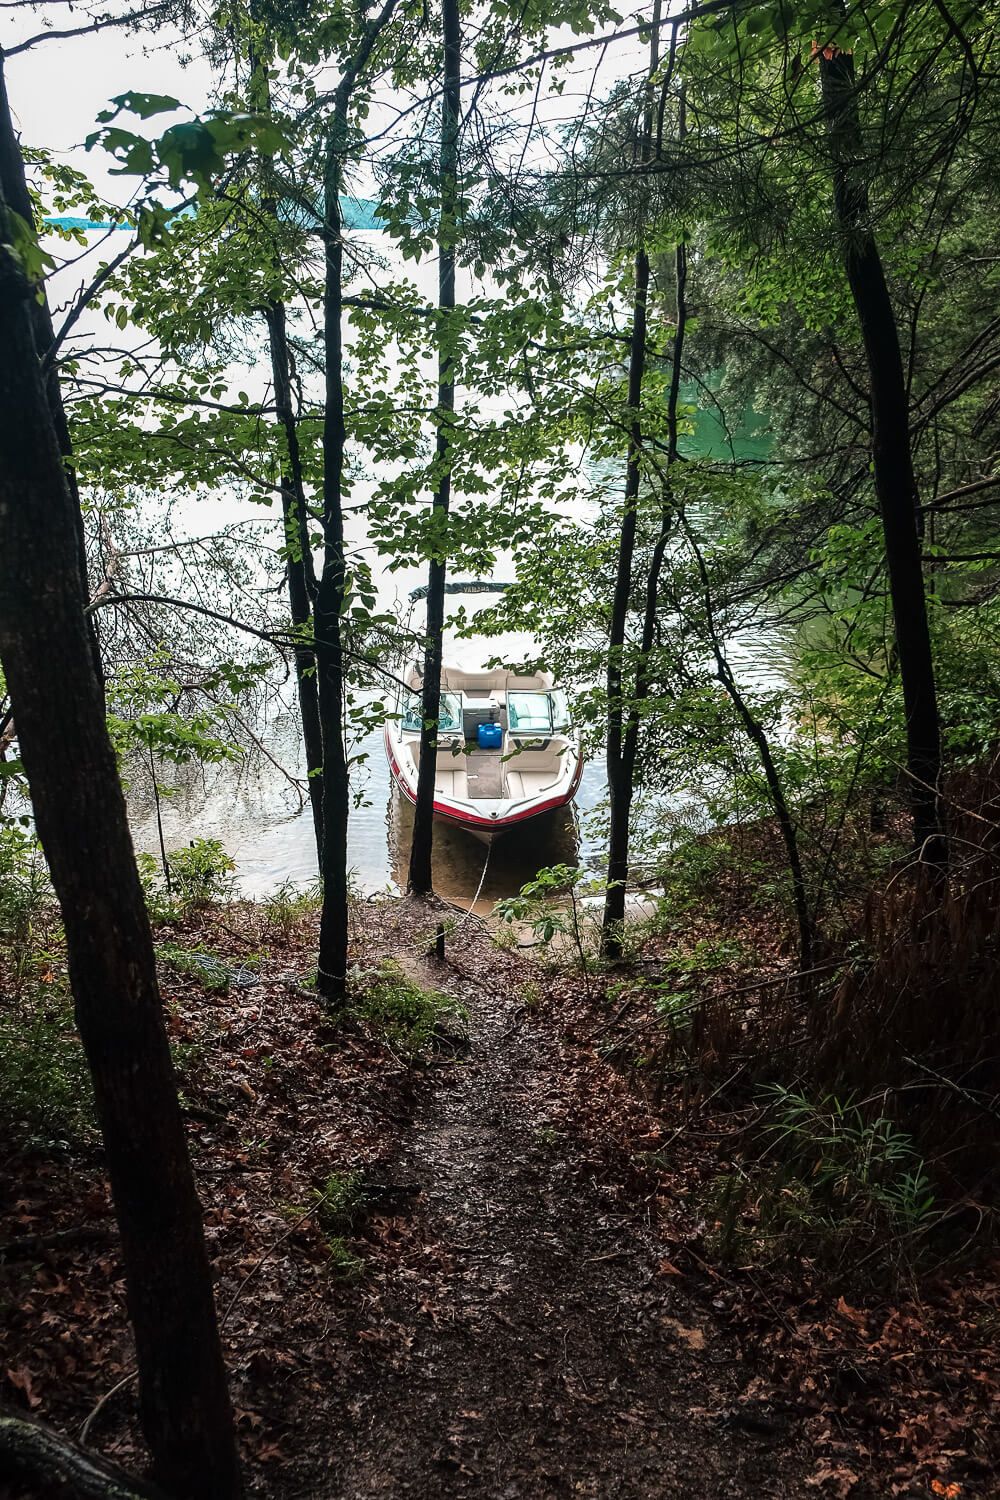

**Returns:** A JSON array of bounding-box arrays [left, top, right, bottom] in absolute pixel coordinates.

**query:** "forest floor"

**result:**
[[0, 893, 995, 1499]]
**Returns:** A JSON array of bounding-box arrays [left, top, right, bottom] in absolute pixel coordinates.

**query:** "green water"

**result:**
[[683, 381, 773, 464]]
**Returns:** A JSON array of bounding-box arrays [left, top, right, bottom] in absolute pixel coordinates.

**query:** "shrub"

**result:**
[[707, 1085, 937, 1274], [0, 825, 50, 946], [137, 839, 235, 919], [760, 1084, 936, 1232], [349, 961, 466, 1060], [166, 838, 235, 907], [0, 988, 95, 1147], [261, 880, 321, 942]]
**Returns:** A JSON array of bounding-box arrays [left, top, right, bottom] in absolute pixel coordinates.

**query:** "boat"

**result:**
[[384, 660, 583, 844]]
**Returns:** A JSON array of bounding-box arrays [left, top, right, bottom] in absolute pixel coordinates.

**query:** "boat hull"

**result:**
[[383, 725, 583, 843]]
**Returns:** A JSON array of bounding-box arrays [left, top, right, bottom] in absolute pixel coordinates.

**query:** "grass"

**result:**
[[705, 1086, 938, 1275], [349, 961, 467, 1061], [260, 880, 322, 942], [156, 942, 233, 993], [281, 1171, 368, 1280], [313, 1172, 367, 1278]]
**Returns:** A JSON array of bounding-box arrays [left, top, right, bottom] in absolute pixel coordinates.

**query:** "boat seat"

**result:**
[[505, 737, 567, 775]]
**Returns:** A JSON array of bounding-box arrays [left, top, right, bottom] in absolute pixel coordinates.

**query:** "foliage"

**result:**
[[157, 942, 233, 994], [0, 988, 95, 1148], [760, 1085, 936, 1232], [281, 1172, 366, 1278], [166, 839, 236, 907], [261, 880, 322, 942], [0, 826, 49, 946], [495, 863, 596, 988], [348, 961, 466, 1061], [708, 1085, 937, 1275]]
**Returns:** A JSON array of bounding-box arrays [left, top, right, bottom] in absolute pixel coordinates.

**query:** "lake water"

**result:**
[[127, 698, 608, 910]]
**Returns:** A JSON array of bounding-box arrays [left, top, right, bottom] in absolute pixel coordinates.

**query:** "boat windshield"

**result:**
[[401, 691, 462, 733], [507, 691, 572, 733]]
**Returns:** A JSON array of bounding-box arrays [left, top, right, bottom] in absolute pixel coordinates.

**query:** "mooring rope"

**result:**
[[453, 839, 493, 928]]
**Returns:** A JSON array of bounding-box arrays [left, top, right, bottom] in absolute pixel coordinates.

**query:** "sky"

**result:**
[[3, 2, 650, 203], [4, 13, 214, 202]]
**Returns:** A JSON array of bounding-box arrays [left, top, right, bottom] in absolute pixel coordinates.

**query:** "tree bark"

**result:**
[[0, 54, 100, 683], [315, 0, 399, 1000], [0, 1412, 167, 1500], [680, 521, 815, 977], [818, 41, 945, 866], [315, 103, 353, 1004], [601, 3, 661, 958], [408, 0, 462, 895], [608, 234, 687, 954], [265, 298, 325, 861], [0, 134, 241, 1500], [248, 39, 324, 863]]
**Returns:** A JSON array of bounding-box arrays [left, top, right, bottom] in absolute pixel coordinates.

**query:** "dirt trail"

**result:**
[[335, 919, 810, 1498]]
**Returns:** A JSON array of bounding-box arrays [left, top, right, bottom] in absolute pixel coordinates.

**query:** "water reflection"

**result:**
[[388, 792, 580, 915], [127, 704, 603, 905]]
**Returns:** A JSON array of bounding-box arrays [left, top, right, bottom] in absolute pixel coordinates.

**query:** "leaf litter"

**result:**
[[0, 893, 992, 1497]]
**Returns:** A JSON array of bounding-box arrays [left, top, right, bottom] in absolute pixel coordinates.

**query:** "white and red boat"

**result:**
[[384, 660, 583, 844]]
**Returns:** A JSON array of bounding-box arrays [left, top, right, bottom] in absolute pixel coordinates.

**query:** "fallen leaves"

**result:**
[[660, 1317, 707, 1350], [806, 1464, 859, 1496], [5, 1364, 41, 1408]]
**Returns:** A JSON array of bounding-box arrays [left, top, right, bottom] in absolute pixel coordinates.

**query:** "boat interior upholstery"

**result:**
[[396, 664, 573, 805]]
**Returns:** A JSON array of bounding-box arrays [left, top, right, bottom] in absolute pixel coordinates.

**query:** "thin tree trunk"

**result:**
[[601, 2, 661, 958], [315, 0, 398, 999], [714, 659, 814, 978], [246, 39, 325, 862], [681, 523, 815, 977], [315, 103, 353, 1004], [407, 0, 461, 896], [609, 233, 687, 950], [265, 299, 325, 860], [818, 40, 945, 866], [0, 136, 240, 1500]]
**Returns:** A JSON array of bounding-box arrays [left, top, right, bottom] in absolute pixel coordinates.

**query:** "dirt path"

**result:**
[[334, 920, 811, 1498]]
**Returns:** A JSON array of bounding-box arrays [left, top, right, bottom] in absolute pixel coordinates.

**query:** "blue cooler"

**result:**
[[477, 722, 502, 750]]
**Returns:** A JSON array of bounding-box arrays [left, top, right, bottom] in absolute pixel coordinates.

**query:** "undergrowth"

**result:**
[[282, 1171, 367, 1279], [707, 1085, 937, 1278], [260, 880, 322, 941], [157, 941, 233, 993], [0, 986, 95, 1147], [138, 837, 235, 920], [349, 961, 466, 1060]]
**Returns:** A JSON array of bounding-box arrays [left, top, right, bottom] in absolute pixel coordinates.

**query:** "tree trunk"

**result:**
[[248, 39, 324, 863], [0, 151, 240, 1500], [264, 299, 324, 861], [315, 107, 353, 1004], [601, 3, 661, 958], [407, 0, 461, 896], [313, 0, 399, 999], [714, 659, 814, 979], [680, 519, 815, 978], [818, 41, 945, 866], [0, 1412, 167, 1500], [610, 235, 687, 951]]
